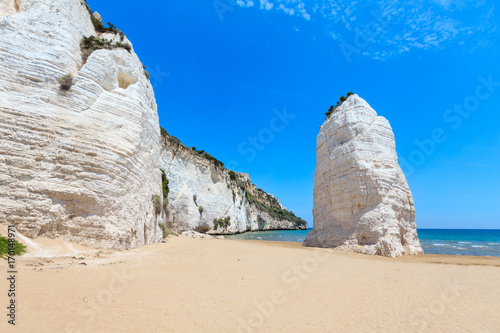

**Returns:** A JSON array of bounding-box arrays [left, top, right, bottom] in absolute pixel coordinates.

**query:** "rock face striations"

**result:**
[[159, 132, 307, 234], [0, 0, 306, 249], [303, 94, 423, 257], [0, 0, 162, 249]]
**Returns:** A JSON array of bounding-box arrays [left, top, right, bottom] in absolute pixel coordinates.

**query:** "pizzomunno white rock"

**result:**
[[303, 94, 423, 257]]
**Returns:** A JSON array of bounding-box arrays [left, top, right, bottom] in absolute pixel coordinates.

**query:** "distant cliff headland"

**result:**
[[160, 129, 307, 235]]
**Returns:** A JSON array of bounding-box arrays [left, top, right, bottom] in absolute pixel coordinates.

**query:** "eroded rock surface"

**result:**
[[0, 0, 306, 249], [0, 0, 162, 249], [160, 133, 307, 234], [303, 95, 423, 257]]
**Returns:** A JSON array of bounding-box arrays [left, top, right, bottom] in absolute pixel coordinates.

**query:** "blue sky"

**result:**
[[88, 0, 500, 229]]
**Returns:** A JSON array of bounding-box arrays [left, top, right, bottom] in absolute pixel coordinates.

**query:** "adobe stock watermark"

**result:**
[[340, 11, 390, 64], [225, 106, 296, 172], [400, 74, 500, 177], [65, 267, 135, 333], [213, 0, 237, 21], [145, 64, 170, 90], [6, 224, 18, 326], [236, 248, 330, 332]]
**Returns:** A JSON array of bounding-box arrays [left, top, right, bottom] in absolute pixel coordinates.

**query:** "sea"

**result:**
[[224, 229, 500, 257]]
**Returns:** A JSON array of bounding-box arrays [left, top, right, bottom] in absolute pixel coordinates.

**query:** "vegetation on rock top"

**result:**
[[84, 0, 125, 38], [82, 1, 131, 64], [160, 126, 226, 169], [244, 190, 306, 227], [190, 147, 224, 168], [159, 127, 307, 228], [325, 92, 354, 119], [80, 35, 131, 63]]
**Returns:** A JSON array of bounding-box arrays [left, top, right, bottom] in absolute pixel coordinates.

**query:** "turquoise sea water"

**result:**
[[225, 229, 500, 257]]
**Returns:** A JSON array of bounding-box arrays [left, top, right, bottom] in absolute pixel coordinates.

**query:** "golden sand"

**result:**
[[1, 229, 499, 332]]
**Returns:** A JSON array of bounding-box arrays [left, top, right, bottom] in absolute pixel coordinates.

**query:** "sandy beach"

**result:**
[[1, 228, 500, 333], [2, 1, 500, 333]]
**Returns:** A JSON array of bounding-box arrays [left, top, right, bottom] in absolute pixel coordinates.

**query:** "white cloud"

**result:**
[[237, 0, 255, 7], [236, 0, 494, 60], [259, 0, 274, 11], [329, 31, 341, 40], [254, 0, 310, 19]]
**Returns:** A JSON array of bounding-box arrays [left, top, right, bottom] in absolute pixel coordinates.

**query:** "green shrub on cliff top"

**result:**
[[160, 128, 183, 147], [243, 190, 307, 227], [188, 147, 224, 168], [202, 153, 224, 168], [80, 35, 131, 63], [84, 0, 124, 37], [325, 92, 355, 119], [83, 0, 93, 15], [90, 16, 110, 33]]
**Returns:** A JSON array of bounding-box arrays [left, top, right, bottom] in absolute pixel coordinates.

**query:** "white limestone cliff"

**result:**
[[0, 0, 305, 249], [0, 0, 162, 249], [303, 94, 423, 257], [0, 0, 19, 20], [159, 133, 307, 234]]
